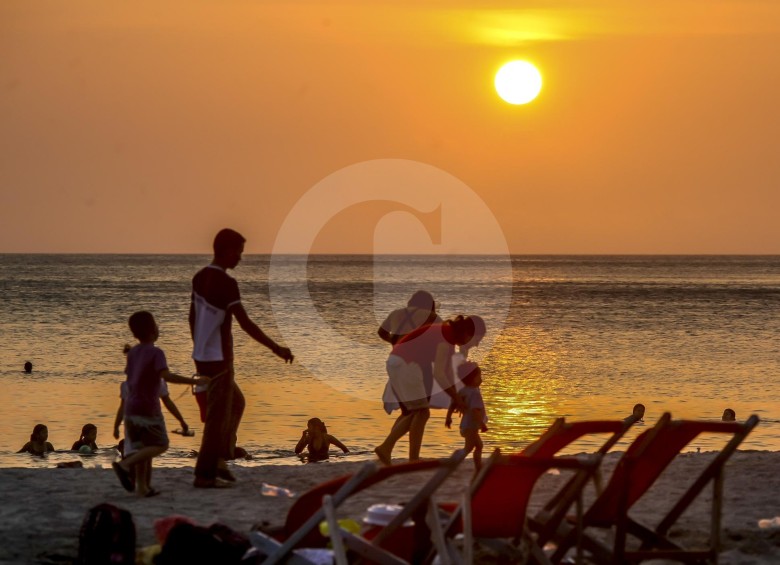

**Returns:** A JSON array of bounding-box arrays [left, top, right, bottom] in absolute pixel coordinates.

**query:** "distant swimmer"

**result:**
[[23, 361, 32, 373], [625, 403, 645, 424], [722, 408, 736, 422], [294, 417, 349, 462], [72, 423, 98, 453], [18, 424, 54, 456]]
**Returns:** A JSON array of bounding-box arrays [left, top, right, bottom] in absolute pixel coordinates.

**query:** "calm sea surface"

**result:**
[[1, 254, 778, 469]]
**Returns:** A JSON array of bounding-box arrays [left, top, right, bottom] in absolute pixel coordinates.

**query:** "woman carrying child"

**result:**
[[375, 315, 476, 464]]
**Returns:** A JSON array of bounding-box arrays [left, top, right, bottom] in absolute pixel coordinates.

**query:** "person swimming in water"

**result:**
[[72, 423, 98, 452], [18, 424, 55, 456], [625, 403, 646, 424], [294, 418, 349, 462]]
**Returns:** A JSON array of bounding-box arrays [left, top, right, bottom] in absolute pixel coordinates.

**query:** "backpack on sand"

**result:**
[[76, 502, 136, 565]]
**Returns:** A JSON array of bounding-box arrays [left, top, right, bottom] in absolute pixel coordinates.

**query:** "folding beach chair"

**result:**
[[322, 449, 468, 565], [251, 450, 467, 564], [420, 417, 633, 564], [523, 416, 637, 513], [549, 413, 760, 564], [250, 461, 380, 565], [428, 450, 602, 565], [522, 417, 635, 459]]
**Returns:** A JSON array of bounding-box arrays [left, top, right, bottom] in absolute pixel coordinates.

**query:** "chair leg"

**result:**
[[323, 494, 349, 565], [529, 541, 553, 565], [462, 491, 473, 564], [427, 501, 459, 565], [710, 470, 723, 562], [574, 487, 583, 565]]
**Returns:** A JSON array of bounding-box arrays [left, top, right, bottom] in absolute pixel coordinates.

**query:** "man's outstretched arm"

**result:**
[[233, 304, 294, 363]]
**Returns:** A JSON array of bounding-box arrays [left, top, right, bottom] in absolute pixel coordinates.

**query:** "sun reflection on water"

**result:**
[[478, 324, 568, 451]]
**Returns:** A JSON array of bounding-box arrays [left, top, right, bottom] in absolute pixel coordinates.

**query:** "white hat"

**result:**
[[363, 504, 414, 527]]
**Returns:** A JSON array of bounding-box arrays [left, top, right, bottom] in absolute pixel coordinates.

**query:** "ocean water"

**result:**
[[0, 254, 778, 469]]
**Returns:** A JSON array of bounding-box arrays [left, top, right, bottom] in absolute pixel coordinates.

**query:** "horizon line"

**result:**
[[3, 252, 780, 257]]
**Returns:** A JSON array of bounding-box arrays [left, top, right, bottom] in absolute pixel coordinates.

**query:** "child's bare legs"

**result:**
[[134, 458, 159, 496], [119, 446, 166, 496], [462, 430, 483, 471]]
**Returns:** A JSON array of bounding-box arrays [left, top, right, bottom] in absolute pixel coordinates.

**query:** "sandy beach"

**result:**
[[0, 450, 778, 564]]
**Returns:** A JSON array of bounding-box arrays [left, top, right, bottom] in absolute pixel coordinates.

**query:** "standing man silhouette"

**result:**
[[190, 228, 294, 488]]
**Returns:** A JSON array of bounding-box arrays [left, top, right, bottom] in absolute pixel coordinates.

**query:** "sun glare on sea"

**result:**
[[495, 60, 542, 105]]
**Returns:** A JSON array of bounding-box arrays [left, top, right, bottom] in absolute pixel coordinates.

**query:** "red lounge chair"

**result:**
[[549, 413, 760, 564], [522, 417, 636, 458], [255, 418, 633, 563], [433, 417, 635, 549], [524, 417, 637, 519], [251, 450, 467, 564], [431, 450, 602, 565]]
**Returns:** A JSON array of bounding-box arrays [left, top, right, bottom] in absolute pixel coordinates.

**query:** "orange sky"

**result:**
[[1, 1, 779, 254]]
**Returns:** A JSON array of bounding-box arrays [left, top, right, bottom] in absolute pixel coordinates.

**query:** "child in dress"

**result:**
[[446, 361, 488, 471], [112, 311, 209, 497], [18, 424, 55, 455], [71, 423, 98, 452], [294, 417, 349, 462]]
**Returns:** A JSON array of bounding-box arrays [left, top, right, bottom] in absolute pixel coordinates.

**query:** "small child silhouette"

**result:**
[[446, 362, 488, 471]]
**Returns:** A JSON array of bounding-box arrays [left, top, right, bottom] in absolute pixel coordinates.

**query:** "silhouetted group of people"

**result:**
[[374, 290, 489, 470], [19, 228, 746, 494], [109, 229, 295, 496], [17, 229, 298, 497]]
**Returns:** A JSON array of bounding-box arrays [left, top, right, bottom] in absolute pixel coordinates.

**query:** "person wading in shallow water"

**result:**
[[190, 228, 294, 489], [18, 424, 54, 455], [294, 417, 349, 462]]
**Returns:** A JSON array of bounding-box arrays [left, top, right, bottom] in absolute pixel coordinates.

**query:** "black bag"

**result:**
[[155, 522, 251, 564], [77, 502, 136, 565]]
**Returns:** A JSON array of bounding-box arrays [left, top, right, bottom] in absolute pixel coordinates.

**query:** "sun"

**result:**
[[495, 60, 542, 105]]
